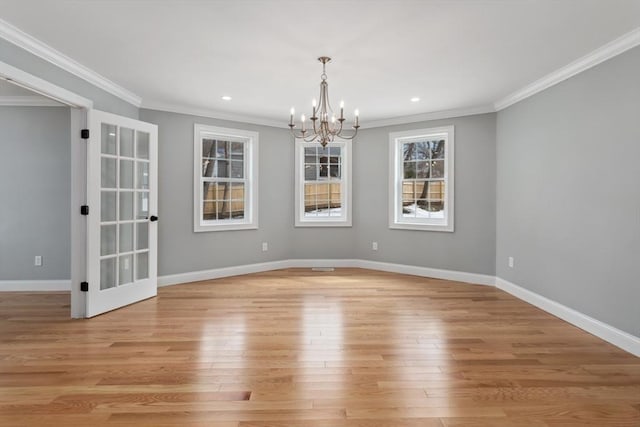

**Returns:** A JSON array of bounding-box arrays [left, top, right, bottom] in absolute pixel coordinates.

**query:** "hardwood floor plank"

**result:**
[[0, 268, 638, 426]]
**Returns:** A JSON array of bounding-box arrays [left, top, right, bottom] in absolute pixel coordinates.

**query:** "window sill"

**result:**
[[389, 222, 454, 232], [194, 222, 258, 233]]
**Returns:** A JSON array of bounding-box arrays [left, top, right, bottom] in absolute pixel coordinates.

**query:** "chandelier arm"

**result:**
[[336, 128, 359, 140]]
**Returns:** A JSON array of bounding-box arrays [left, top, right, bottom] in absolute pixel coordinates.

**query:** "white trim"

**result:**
[[0, 95, 64, 106], [0, 60, 93, 108], [0, 18, 141, 107], [364, 105, 495, 129], [388, 126, 455, 232], [193, 124, 259, 232], [158, 259, 494, 287], [494, 27, 640, 111], [0, 280, 71, 291], [496, 277, 640, 357], [143, 102, 284, 129], [294, 138, 352, 227]]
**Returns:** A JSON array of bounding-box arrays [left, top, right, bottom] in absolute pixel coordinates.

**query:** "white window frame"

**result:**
[[193, 124, 258, 232], [295, 138, 352, 227], [389, 126, 454, 232]]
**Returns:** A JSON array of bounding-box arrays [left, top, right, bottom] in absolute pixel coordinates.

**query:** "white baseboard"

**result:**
[[0, 280, 71, 291], [496, 277, 640, 357], [158, 259, 494, 287], [356, 259, 496, 286]]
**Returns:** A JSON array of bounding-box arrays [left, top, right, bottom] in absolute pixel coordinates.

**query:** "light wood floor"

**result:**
[[0, 268, 638, 426]]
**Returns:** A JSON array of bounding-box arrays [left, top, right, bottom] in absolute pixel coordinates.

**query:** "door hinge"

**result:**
[[80, 205, 89, 215], [81, 129, 90, 139], [80, 282, 89, 292]]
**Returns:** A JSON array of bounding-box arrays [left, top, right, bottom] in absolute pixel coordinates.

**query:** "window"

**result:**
[[194, 124, 258, 232], [389, 126, 454, 231], [295, 138, 352, 227]]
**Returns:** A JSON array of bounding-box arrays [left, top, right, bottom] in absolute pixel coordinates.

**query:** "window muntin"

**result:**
[[295, 139, 351, 226], [389, 127, 454, 231], [194, 125, 258, 232]]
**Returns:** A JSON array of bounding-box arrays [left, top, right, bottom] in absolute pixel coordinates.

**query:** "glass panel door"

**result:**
[[87, 110, 157, 317]]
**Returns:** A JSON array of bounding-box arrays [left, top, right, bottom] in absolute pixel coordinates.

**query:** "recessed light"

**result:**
[[410, 97, 420, 102], [221, 95, 232, 101]]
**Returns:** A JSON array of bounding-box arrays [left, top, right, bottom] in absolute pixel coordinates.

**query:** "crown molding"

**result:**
[[0, 18, 141, 107], [362, 104, 496, 129], [0, 95, 65, 107], [141, 101, 286, 129], [494, 27, 640, 111]]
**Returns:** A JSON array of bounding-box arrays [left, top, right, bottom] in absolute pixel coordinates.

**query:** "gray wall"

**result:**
[[354, 114, 497, 275], [496, 46, 640, 336], [139, 109, 292, 276], [0, 38, 138, 118], [140, 109, 497, 277], [0, 106, 71, 280]]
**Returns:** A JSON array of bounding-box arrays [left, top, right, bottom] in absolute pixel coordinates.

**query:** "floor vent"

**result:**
[[311, 267, 335, 272]]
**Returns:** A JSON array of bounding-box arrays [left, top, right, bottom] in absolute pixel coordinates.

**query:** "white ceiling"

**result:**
[[1, 0, 639, 125]]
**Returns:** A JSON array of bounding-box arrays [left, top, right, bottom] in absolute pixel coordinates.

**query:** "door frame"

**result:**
[[1, 60, 92, 318]]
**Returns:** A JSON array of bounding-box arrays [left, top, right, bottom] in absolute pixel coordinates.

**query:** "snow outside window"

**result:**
[[295, 139, 352, 227], [194, 124, 258, 232], [389, 126, 454, 232]]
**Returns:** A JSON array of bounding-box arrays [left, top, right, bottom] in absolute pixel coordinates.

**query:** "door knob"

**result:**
[[149, 215, 158, 222]]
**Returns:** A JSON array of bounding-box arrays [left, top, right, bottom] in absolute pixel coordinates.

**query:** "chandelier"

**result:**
[[288, 57, 359, 147]]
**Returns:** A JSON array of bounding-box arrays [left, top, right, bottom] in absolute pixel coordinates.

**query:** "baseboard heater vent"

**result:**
[[312, 267, 335, 272]]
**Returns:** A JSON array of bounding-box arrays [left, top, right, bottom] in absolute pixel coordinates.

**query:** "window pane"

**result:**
[[101, 157, 117, 188], [136, 222, 148, 250], [203, 201, 217, 220], [100, 257, 117, 290], [216, 160, 229, 178], [120, 159, 134, 189], [136, 192, 149, 219], [216, 140, 229, 158], [231, 142, 243, 160], [431, 140, 445, 159], [136, 252, 148, 280], [120, 127, 134, 157], [202, 159, 215, 177], [231, 182, 244, 202], [203, 181, 218, 201], [136, 161, 149, 189], [119, 223, 134, 253], [101, 124, 117, 155], [231, 200, 244, 219], [231, 160, 243, 178], [431, 160, 444, 178], [101, 224, 116, 256], [402, 142, 415, 161], [101, 191, 116, 222], [415, 141, 429, 160], [329, 164, 340, 178], [304, 147, 316, 163], [402, 180, 417, 201], [416, 161, 429, 179], [136, 131, 150, 160], [119, 191, 134, 220], [304, 183, 316, 212], [304, 164, 317, 181], [202, 139, 215, 158], [403, 162, 415, 179], [118, 254, 133, 285]]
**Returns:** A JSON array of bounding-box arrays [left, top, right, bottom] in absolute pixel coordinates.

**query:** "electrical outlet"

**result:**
[[262, 242, 268, 252], [34, 255, 42, 266], [372, 242, 378, 251], [508, 256, 514, 268]]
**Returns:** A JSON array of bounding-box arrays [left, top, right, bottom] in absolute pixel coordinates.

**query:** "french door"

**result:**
[[86, 110, 158, 317]]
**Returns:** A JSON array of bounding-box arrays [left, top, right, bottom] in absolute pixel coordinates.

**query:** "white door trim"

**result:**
[[0, 60, 92, 318]]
